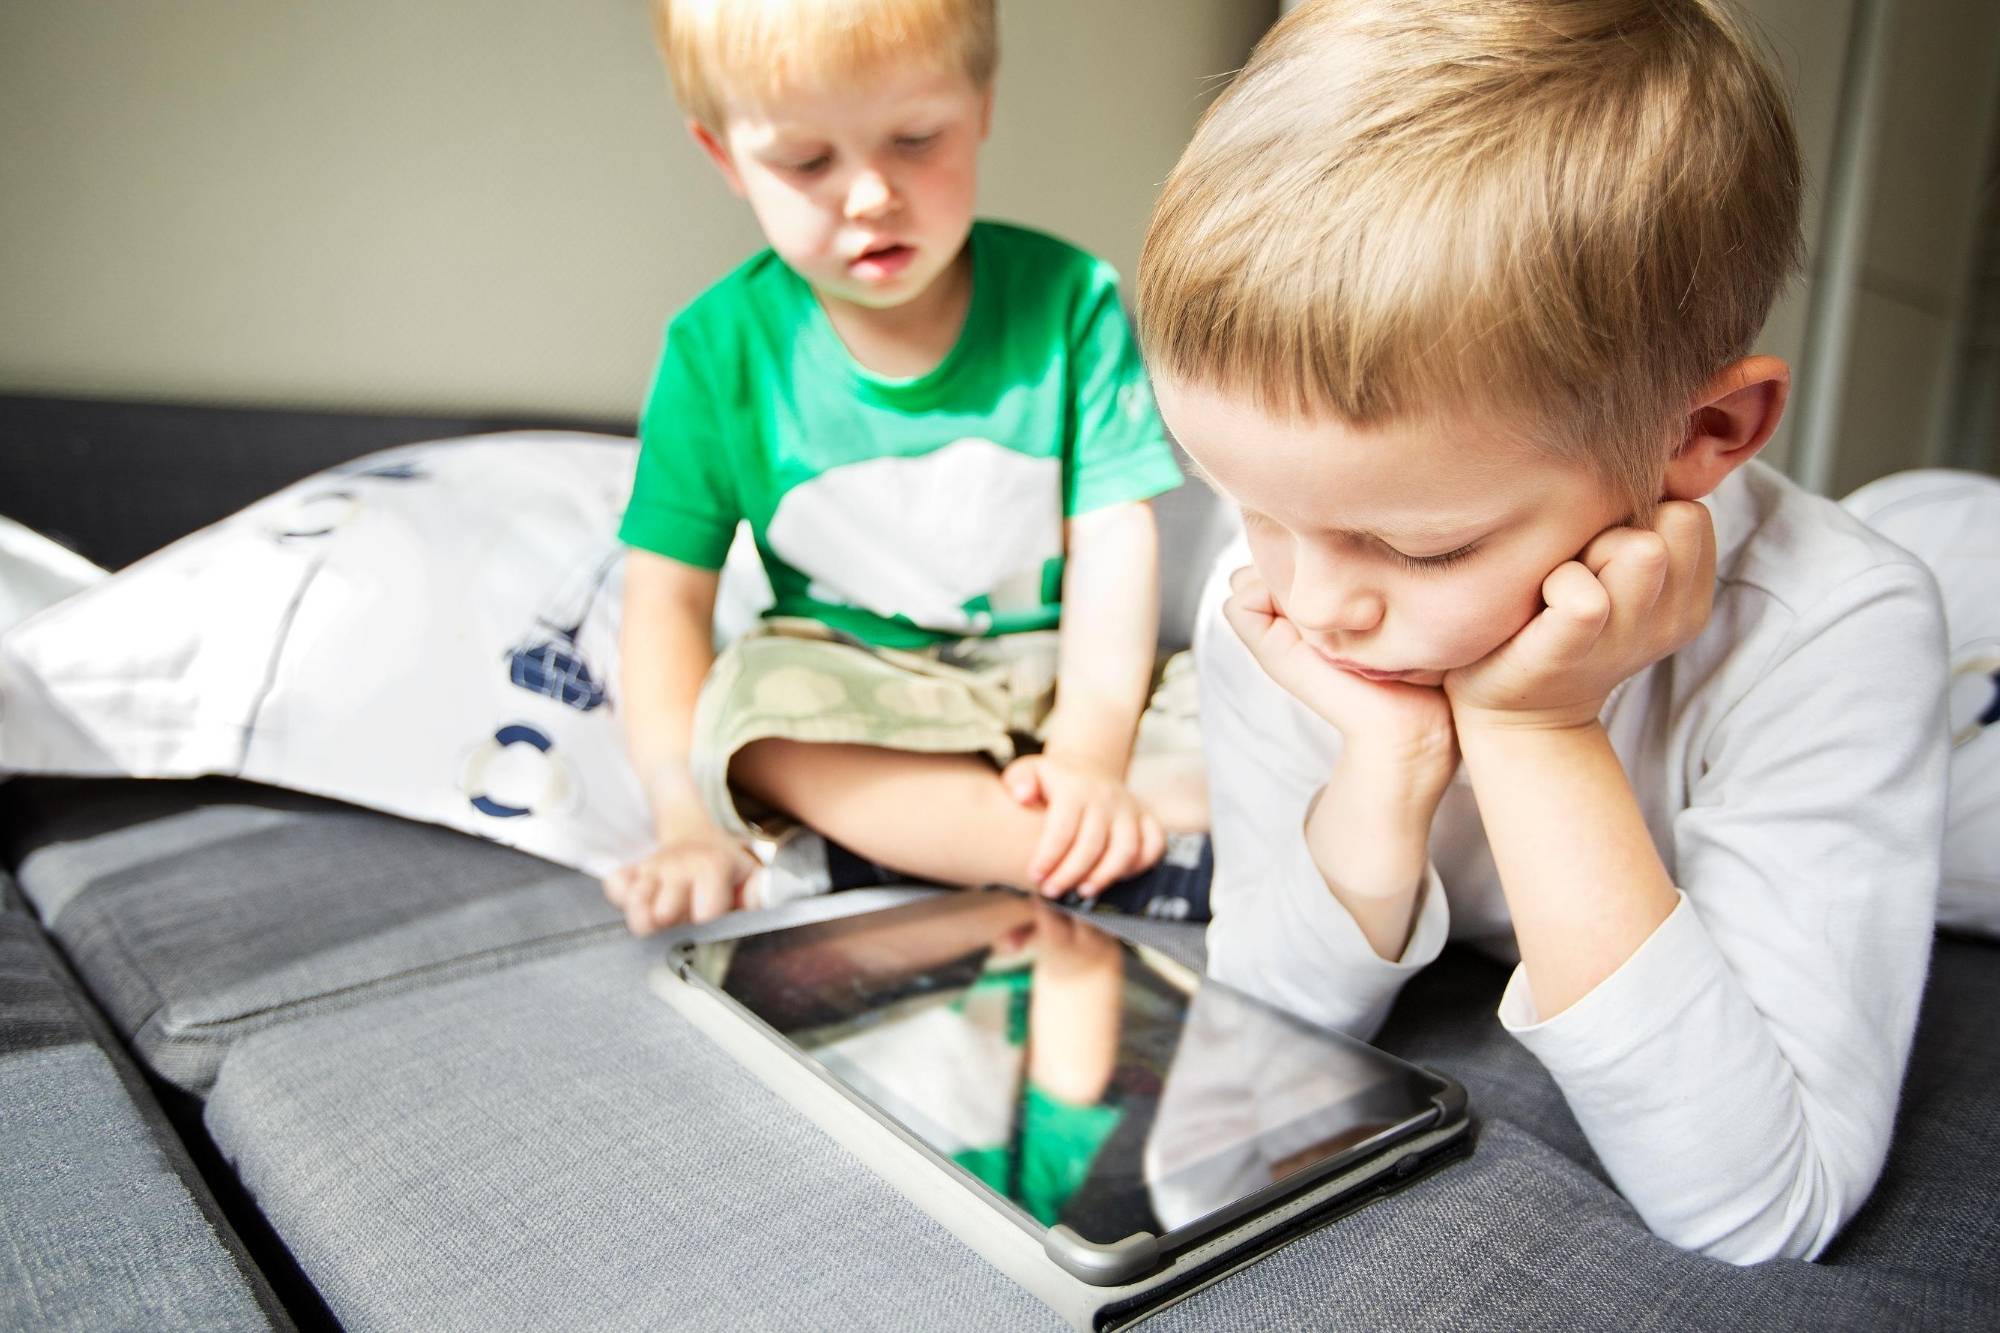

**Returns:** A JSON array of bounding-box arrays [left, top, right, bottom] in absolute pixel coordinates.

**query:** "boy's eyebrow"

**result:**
[[752, 91, 965, 141], [753, 127, 831, 148]]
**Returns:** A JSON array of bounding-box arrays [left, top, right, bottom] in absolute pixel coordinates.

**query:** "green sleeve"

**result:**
[[1063, 269, 1183, 518], [618, 319, 741, 569]]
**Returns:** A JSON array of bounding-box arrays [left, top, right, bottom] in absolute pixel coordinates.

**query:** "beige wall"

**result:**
[[0, 1, 1272, 421], [1734, 0, 1862, 476], [1823, 0, 2000, 495], [10, 0, 1993, 493], [1740, 0, 2000, 492]]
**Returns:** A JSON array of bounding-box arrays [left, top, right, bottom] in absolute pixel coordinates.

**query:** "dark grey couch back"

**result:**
[[0, 394, 628, 571]]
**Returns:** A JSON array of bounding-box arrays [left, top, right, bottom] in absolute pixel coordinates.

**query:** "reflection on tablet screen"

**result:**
[[692, 890, 1445, 1246]]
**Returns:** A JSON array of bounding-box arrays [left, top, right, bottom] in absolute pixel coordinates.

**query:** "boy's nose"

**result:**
[[1284, 543, 1387, 635], [844, 168, 898, 221], [1286, 573, 1385, 636]]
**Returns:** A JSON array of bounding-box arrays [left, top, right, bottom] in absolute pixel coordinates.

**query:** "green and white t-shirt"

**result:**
[[619, 221, 1182, 649]]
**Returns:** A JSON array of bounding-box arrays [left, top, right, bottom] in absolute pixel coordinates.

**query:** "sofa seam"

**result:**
[[143, 920, 627, 1056]]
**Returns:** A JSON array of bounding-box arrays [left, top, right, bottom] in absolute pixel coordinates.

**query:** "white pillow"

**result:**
[[1844, 469, 2000, 937], [0, 432, 770, 879], [0, 515, 104, 634]]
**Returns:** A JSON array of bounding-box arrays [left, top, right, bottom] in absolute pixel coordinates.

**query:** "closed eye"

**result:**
[[1242, 508, 1479, 572], [895, 131, 941, 153], [1387, 542, 1479, 572], [786, 153, 832, 176]]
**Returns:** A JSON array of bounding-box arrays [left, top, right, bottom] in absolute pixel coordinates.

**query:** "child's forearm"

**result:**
[[1028, 948, 1123, 1105], [1044, 502, 1159, 773], [1304, 750, 1451, 961], [1455, 719, 1678, 1018], [619, 552, 725, 839]]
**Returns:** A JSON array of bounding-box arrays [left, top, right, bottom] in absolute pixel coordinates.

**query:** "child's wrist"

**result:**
[[1304, 780, 1436, 931], [1451, 703, 1607, 741], [650, 789, 725, 844], [1444, 668, 1619, 737], [1039, 715, 1139, 779], [1338, 731, 1459, 805], [1318, 751, 1451, 846], [1036, 744, 1128, 783], [1451, 715, 1612, 796]]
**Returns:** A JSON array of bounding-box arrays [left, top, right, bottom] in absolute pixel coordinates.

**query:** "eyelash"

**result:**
[[1243, 512, 1479, 573], [786, 131, 937, 176], [1387, 543, 1480, 572]]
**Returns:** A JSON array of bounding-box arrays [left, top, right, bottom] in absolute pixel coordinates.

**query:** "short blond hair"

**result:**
[[656, 0, 998, 131], [1138, 0, 1802, 516]]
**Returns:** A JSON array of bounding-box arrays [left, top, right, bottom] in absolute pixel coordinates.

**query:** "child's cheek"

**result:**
[[1418, 574, 1541, 668], [750, 180, 839, 265], [918, 167, 978, 241]]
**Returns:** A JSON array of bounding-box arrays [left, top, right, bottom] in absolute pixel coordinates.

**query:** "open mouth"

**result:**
[[848, 242, 915, 278]]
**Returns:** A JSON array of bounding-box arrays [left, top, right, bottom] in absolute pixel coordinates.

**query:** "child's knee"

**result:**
[[727, 736, 805, 803]]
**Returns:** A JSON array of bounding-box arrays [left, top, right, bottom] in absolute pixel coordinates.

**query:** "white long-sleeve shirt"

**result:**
[[1194, 461, 1950, 1264]]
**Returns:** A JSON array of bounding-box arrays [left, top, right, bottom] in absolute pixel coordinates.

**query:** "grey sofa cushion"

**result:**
[[2, 778, 620, 1093], [1817, 931, 2000, 1282], [203, 921, 2000, 1331], [206, 932, 1060, 1332], [1161, 1117, 1992, 1331], [18, 779, 2000, 1327], [1, 878, 285, 1331], [1375, 940, 2000, 1296]]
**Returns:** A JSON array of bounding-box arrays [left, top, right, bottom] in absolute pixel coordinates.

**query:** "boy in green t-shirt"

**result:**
[[605, 0, 1207, 935]]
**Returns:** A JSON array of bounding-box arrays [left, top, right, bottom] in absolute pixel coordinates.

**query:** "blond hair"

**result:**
[[1138, 0, 1803, 516], [656, 0, 998, 131]]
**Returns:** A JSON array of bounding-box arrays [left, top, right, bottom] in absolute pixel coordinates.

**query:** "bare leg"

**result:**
[[731, 740, 1043, 890]]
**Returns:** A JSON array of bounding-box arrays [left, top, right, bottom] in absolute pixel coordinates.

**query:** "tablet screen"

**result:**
[[688, 890, 1447, 1247]]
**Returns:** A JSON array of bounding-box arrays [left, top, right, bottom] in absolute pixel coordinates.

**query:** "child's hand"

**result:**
[[1002, 753, 1166, 898], [1222, 566, 1459, 787], [601, 831, 761, 937], [1444, 500, 1716, 733]]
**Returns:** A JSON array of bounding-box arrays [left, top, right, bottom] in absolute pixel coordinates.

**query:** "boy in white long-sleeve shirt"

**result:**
[[1133, 0, 1951, 1264]]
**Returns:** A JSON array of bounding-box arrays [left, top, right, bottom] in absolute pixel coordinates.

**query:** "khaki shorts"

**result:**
[[691, 617, 1200, 839]]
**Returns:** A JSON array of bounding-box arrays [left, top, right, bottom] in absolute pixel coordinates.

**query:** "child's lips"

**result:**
[[1342, 664, 1417, 683], [1315, 648, 1416, 682], [848, 242, 915, 280]]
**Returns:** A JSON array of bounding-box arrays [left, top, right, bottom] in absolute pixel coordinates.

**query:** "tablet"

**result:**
[[652, 889, 1468, 1330]]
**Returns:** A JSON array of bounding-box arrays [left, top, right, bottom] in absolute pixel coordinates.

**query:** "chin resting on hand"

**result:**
[[1221, 565, 1459, 791]]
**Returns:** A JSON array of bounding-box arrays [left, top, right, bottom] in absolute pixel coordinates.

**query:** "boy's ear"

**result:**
[[977, 84, 996, 139], [1662, 355, 1790, 502], [687, 118, 746, 197]]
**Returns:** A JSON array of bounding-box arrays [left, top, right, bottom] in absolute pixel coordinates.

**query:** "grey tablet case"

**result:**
[[650, 892, 1470, 1331]]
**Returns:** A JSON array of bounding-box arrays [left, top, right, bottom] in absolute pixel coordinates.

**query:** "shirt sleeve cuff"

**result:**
[[1499, 890, 1723, 1063], [1320, 854, 1449, 971], [1067, 443, 1184, 516], [616, 503, 734, 570], [1207, 834, 1452, 1038]]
